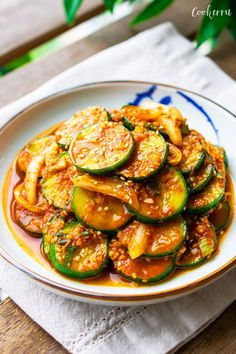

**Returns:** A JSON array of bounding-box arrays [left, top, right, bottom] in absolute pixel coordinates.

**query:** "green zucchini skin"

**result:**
[[186, 174, 225, 214], [176, 221, 217, 268], [117, 131, 168, 182], [42, 169, 75, 210], [177, 131, 205, 174], [49, 241, 108, 279], [45, 220, 109, 279], [127, 166, 188, 223], [209, 200, 231, 233], [71, 186, 132, 233], [223, 149, 229, 170], [109, 238, 175, 283], [69, 122, 135, 175], [55, 107, 111, 149], [42, 216, 65, 258], [122, 117, 135, 131], [117, 217, 187, 258], [186, 154, 214, 194], [143, 217, 187, 258]]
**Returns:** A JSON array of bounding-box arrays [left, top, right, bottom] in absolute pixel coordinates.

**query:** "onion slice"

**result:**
[[72, 175, 139, 210]]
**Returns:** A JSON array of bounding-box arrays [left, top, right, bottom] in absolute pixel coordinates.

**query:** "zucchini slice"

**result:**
[[127, 166, 188, 223], [69, 121, 134, 175], [43, 218, 108, 278], [117, 217, 187, 258], [55, 106, 110, 149], [109, 238, 175, 283], [207, 144, 227, 178], [42, 165, 78, 210], [186, 154, 214, 194], [167, 143, 182, 166], [71, 186, 132, 232], [42, 216, 65, 258], [209, 200, 231, 232], [15, 202, 55, 235], [49, 222, 108, 279], [177, 130, 204, 174], [176, 218, 217, 268], [117, 130, 168, 182], [17, 136, 55, 173], [186, 174, 225, 214]]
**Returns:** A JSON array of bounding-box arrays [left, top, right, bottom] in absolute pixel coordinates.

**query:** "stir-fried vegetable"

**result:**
[[177, 218, 217, 268], [11, 99, 232, 285], [72, 174, 139, 209], [69, 121, 134, 175], [127, 166, 188, 223], [117, 129, 168, 181], [55, 106, 110, 149], [71, 186, 131, 232], [17, 136, 56, 173]]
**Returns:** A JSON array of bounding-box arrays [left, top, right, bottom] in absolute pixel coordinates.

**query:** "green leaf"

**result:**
[[197, 0, 231, 47], [64, 0, 84, 25], [64, 245, 77, 266], [228, 0, 236, 40], [103, 0, 119, 12], [131, 0, 174, 26]]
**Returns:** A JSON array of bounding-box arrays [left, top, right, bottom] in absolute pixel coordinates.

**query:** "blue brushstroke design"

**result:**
[[128, 84, 157, 106], [177, 90, 220, 144], [159, 95, 172, 105]]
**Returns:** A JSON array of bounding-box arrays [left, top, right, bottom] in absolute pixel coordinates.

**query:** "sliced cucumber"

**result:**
[[42, 165, 77, 210], [186, 174, 225, 214], [167, 143, 182, 166], [69, 121, 134, 175], [209, 200, 231, 232], [223, 149, 229, 170], [208, 144, 227, 178], [71, 186, 132, 232], [17, 136, 55, 173], [117, 130, 168, 182], [186, 154, 214, 194], [55, 106, 110, 149], [177, 130, 204, 174], [176, 218, 217, 268], [109, 238, 175, 283], [127, 166, 188, 223], [117, 217, 186, 258], [42, 216, 65, 258], [15, 202, 54, 235], [49, 221, 108, 279]]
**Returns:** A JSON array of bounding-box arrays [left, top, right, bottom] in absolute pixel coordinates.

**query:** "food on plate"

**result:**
[[10, 101, 232, 284]]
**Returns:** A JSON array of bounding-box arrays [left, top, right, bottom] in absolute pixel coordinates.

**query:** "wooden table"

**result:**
[[0, 1, 236, 352]]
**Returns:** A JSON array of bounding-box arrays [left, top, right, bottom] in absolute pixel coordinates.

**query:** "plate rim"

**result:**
[[1, 79, 236, 303]]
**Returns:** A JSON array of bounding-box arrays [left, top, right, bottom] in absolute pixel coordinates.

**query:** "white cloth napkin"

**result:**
[[1, 22, 236, 354]]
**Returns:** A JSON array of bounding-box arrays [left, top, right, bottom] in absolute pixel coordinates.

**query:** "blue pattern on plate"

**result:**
[[128, 84, 219, 144], [159, 96, 172, 105], [128, 84, 157, 105], [177, 90, 220, 144]]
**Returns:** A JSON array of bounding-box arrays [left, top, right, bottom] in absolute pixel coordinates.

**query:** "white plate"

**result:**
[[0, 81, 235, 305]]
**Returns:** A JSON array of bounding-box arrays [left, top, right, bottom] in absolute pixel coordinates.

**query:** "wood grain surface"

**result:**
[[0, 0, 210, 108], [0, 0, 105, 65], [1, 297, 236, 354]]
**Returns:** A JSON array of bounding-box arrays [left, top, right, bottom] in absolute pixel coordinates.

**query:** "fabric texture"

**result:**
[[0, 22, 236, 354]]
